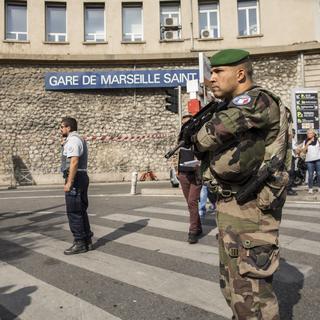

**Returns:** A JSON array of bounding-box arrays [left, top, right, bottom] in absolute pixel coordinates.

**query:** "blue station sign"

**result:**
[[45, 69, 199, 90]]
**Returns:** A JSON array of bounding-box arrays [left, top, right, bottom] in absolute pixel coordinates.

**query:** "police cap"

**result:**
[[210, 49, 250, 67]]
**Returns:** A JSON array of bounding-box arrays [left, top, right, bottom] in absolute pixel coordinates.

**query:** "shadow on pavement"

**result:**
[[0, 204, 65, 222], [0, 285, 37, 320], [94, 219, 149, 250], [274, 258, 304, 320]]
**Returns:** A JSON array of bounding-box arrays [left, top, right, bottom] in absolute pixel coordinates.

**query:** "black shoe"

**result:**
[[64, 240, 88, 255], [188, 233, 198, 244], [196, 229, 203, 236], [287, 189, 298, 196], [86, 238, 94, 251]]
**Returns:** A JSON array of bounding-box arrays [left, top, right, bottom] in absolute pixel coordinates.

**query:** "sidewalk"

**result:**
[[141, 183, 320, 202], [1, 181, 320, 202]]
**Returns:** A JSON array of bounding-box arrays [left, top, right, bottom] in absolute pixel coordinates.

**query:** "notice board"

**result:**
[[292, 89, 320, 134]]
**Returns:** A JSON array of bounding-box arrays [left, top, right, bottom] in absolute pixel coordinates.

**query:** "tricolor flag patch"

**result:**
[[232, 95, 251, 106]]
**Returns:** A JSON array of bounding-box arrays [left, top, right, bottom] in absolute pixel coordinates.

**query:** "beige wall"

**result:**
[[0, 0, 320, 60]]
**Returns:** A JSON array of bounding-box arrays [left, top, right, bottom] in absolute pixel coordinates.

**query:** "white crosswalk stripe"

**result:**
[[61, 223, 220, 265], [0, 262, 121, 320], [60, 223, 312, 281], [102, 213, 217, 235], [0, 198, 319, 319], [0, 231, 232, 318], [150, 203, 320, 218]]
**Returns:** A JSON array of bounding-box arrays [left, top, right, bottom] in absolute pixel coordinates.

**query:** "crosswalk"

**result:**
[[0, 199, 319, 319]]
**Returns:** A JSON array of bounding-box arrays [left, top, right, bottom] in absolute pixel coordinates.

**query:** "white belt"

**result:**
[[77, 169, 87, 172]]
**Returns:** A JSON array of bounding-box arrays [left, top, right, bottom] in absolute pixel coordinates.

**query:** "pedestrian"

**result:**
[[177, 114, 202, 244], [287, 128, 298, 195], [193, 49, 291, 319], [301, 128, 320, 194], [60, 117, 93, 255], [198, 184, 216, 216]]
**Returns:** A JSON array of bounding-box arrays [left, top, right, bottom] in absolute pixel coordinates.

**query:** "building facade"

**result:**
[[1, 0, 320, 185]]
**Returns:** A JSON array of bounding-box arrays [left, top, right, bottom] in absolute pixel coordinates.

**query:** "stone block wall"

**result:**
[[0, 54, 303, 185]]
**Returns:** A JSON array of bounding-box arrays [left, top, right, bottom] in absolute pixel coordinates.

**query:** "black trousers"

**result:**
[[65, 172, 92, 241]]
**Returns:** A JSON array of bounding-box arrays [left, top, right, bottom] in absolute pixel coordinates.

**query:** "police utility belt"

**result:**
[[63, 168, 87, 178]]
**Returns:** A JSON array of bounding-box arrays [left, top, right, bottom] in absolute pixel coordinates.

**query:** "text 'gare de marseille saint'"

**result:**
[[46, 70, 199, 89]]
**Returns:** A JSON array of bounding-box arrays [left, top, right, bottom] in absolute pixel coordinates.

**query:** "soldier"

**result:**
[[193, 49, 291, 319], [60, 117, 93, 255]]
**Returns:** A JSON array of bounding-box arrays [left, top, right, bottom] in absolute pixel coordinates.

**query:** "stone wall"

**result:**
[[0, 54, 303, 185]]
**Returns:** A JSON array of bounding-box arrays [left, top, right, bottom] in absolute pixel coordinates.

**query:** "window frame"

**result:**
[[122, 2, 143, 42], [198, 1, 220, 39], [237, 0, 260, 37], [45, 2, 67, 43], [84, 3, 106, 43], [5, 0, 28, 41], [159, 1, 181, 40]]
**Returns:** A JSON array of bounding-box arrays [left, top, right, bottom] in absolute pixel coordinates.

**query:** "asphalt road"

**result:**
[[0, 182, 319, 320]]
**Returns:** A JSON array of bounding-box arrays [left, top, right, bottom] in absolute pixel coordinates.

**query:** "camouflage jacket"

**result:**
[[196, 87, 292, 186]]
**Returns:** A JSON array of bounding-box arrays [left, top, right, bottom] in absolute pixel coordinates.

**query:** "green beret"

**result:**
[[210, 49, 250, 67]]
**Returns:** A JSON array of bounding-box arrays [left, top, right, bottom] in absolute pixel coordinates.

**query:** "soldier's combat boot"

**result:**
[[64, 240, 88, 255]]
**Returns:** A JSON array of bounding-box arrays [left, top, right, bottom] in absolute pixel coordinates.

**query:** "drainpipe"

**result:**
[[300, 53, 305, 87], [190, 0, 194, 51]]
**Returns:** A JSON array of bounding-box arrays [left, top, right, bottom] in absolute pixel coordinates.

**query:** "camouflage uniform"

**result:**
[[196, 87, 292, 320]]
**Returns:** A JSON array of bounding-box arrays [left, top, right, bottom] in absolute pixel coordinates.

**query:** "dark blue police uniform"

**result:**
[[62, 132, 93, 253]]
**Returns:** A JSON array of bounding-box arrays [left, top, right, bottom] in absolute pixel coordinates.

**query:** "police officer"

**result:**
[[193, 49, 291, 319], [60, 117, 93, 255]]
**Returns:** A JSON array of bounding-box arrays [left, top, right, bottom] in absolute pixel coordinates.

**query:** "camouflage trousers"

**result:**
[[216, 197, 281, 320]]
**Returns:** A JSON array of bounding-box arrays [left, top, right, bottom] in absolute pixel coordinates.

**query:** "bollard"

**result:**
[[130, 171, 138, 195]]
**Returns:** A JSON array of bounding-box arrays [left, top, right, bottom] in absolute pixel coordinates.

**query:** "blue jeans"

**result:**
[[199, 185, 216, 215], [199, 185, 208, 215], [306, 160, 320, 189]]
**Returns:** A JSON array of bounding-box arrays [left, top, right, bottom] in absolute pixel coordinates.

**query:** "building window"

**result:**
[[198, 1, 220, 39], [84, 3, 105, 42], [160, 1, 181, 41], [5, 1, 27, 41], [237, 0, 259, 36], [46, 2, 67, 42], [122, 3, 143, 42]]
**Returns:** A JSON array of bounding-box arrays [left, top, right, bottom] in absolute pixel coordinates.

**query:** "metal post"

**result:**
[[178, 85, 182, 129], [130, 171, 138, 195], [300, 53, 305, 87]]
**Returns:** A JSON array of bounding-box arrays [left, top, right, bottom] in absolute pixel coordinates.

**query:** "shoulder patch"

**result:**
[[232, 95, 251, 106], [67, 145, 75, 153]]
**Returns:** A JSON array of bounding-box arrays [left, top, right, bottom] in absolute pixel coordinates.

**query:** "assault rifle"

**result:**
[[235, 156, 283, 205], [164, 100, 226, 159]]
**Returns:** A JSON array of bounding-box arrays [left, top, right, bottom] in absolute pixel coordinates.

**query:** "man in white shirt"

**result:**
[[60, 117, 93, 255]]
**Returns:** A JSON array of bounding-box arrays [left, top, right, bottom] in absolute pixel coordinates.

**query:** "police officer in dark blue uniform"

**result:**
[[60, 117, 93, 255]]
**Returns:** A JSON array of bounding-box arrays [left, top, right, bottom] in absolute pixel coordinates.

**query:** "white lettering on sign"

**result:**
[[49, 75, 79, 86], [82, 75, 97, 85], [100, 73, 162, 85], [163, 72, 197, 84], [46, 70, 199, 90]]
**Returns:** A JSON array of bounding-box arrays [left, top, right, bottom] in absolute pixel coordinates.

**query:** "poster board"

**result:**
[[291, 89, 320, 135]]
